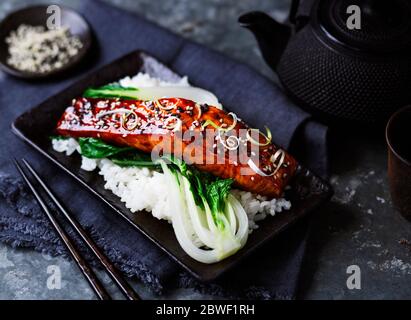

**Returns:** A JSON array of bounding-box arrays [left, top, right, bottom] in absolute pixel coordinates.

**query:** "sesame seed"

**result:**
[[5, 25, 83, 73]]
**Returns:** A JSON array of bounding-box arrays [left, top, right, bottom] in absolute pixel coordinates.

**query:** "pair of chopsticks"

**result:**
[[14, 158, 141, 300]]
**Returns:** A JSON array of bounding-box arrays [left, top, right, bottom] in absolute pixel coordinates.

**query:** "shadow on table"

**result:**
[[296, 123, 389, 299]]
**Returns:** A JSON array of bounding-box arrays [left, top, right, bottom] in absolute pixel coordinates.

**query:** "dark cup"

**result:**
[[386, 105, 411, 221]]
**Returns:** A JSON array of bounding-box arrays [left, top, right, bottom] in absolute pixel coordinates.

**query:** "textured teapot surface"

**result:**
[[241, 0, 411, 124]]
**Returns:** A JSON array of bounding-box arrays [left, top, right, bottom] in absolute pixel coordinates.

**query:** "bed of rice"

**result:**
[[52, 73, 291, 232]]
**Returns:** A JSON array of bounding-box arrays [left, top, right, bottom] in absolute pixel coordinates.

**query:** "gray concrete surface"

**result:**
[[1, 0, 410, 300]]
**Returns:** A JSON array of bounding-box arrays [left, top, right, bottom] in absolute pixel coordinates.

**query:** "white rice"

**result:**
[[119, 73, 190, 88], [52, 73, 291, 232]]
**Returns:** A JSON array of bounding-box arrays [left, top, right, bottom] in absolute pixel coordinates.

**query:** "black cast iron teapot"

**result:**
[[239, 0, 411, 123]]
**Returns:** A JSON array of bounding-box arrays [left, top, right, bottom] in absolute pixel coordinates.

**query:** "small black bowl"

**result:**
[[0, 5, 92, 80]]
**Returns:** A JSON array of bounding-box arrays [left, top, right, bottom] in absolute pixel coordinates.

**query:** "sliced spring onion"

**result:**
[[164, 116, 182, 132], [247, 148, 286, 177], [122, 111, 139, 131], [270, 149, 286, 175], [195, 103, 202, 120], [154, 99, 177, 110], [217, 132, 240, 151], [246, 126, 272, 147], [201, 112, 238, 132], [247, 158, 275, 177], [96, 108, 132, 119]]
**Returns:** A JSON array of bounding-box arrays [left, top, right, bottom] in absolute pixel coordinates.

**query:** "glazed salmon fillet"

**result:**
[[56, 97, 298, 198]]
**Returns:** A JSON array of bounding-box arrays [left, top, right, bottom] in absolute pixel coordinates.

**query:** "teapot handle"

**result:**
[[289, 0, 316, 29]]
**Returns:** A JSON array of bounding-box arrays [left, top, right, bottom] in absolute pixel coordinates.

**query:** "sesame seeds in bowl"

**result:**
[[0, 5, 92, 79], [6, 24, 84, 74]]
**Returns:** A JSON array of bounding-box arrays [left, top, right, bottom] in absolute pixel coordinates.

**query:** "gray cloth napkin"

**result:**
[[0, 0, 328, 299]]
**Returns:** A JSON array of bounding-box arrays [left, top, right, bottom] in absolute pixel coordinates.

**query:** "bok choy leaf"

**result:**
[[157, 156, 248, 263], [83, 84, 221, 107], [83, 85, 140, 100], [78, 137, 132, 159], [77, 138, 159, 168], [53, 135, 249, 264]]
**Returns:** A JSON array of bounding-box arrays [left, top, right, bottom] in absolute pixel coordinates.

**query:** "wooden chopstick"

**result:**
[[20, 159, 141, 301], [13, 159, 111, 300]]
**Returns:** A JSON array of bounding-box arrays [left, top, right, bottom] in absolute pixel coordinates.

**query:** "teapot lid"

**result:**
[[317, 0, 411, 53]]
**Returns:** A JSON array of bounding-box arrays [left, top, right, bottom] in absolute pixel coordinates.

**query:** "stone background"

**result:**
[[0, 0, 410, 300]]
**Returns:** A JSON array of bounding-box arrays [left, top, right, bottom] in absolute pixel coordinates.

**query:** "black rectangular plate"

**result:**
[[12, 50, 333, 282]]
